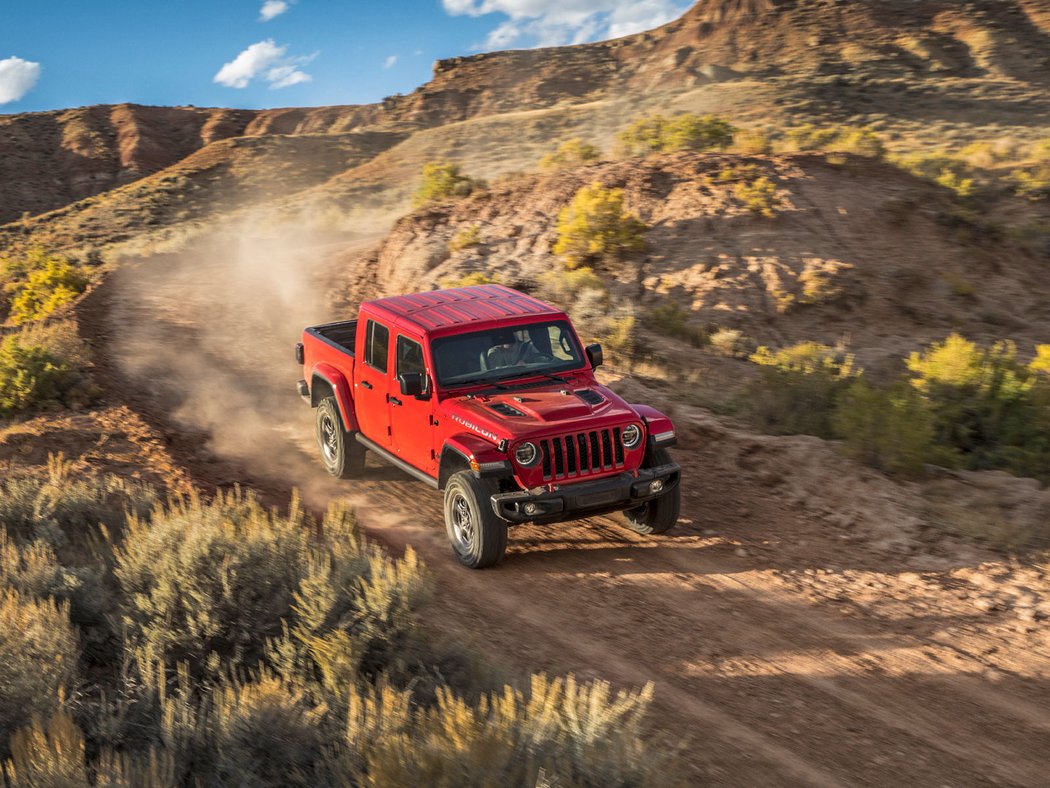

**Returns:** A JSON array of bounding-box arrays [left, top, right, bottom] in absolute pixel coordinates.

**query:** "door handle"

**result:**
[[360, 380, 373, 390], [389, 396, 402, 406]]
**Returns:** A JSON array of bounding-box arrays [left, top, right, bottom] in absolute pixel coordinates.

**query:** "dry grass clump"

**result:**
[[0, 471, 671, 783], [540, 138, 602, 171], [0, 591, 77, 751], [617, 113, 735, 156]]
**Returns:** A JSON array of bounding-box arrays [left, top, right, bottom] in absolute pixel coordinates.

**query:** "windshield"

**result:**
[[432, 320, 585, 388]]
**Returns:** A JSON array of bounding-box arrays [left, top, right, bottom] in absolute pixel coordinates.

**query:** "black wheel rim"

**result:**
[[448, 490, 476, 555]]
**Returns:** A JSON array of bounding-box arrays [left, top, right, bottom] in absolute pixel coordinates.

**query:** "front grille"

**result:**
[[538, 427, 626, 481]]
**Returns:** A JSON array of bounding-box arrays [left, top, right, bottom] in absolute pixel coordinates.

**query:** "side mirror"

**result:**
[[399, 372, 427, 397], [585, 343, 604, 369]]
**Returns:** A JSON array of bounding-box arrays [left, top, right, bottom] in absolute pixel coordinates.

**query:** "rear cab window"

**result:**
[[364, 319, 390, 373]]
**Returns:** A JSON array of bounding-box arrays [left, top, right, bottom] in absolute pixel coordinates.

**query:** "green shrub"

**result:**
[[413, 161, 483, 207], [784, 125, 885, 159], [617, 114, 735, 156], [715, 163, 762, 183], [905, 334, 1050, 478], [645, 302, 706, 346], [1011, 162, 1050, 200], [0, 323, 94, 420], [539, 138, 601, 170], [447, 225, 482, 253], [832, 379, 935, 475], [892, 152, 977, 197], [734, 176, 782, 217], [553, 183, 647, 269], [2, 250, 88, 326], [0, 591, 78, 750], [748, 343, 858, 437]]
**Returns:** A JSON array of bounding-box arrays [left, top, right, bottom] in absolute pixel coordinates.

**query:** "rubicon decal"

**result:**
[[449, 413, 501, 444]]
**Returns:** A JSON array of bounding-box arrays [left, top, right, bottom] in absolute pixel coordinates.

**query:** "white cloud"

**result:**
[[0, 56, 41, 105], [383, 55, 398, 69], [442, 0, 686, 49], [259, 0, 289, 21], [213, 40, 314, 89]]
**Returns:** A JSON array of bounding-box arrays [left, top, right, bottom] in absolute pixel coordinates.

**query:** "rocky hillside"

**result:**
[[2, 0, 1048, 235], [353, 152, 1050, 370]]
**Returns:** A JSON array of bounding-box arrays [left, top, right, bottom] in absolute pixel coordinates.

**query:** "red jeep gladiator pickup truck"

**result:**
[[296, 284, 680, 568]]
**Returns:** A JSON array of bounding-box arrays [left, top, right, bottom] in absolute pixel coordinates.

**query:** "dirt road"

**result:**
[[79, 240, 1050, 786]]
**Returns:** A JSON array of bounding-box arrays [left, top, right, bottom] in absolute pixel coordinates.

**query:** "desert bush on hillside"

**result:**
[[832, 379, 936, 476], [708, 327, 751, 358], [617, 113, 735, 156], [732, 128, 773, 155], [892, 152, 977, 197], [540, 138, 602, 170], [906, 334, 1050, 479], [0, 322, 95, 420], [0, 591, 78, 751], [447, 224, 482, 253], [346, 674, 668, 787], [1011, 162, 1050, 200], [784, 125, 885, 159], [554, 183, 647, 269], [645, 302, 706, 347], [748, 342, 858, 437], [734, 176, 782, 218], [0, 454, 155, 548], [413, 161, 484, 207], [1, 249, 89, 326]]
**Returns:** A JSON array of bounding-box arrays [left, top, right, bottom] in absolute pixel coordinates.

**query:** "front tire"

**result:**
[[623, 447, 680, 535], [443, 471, 507, 569], [316, 397, 365, 479]]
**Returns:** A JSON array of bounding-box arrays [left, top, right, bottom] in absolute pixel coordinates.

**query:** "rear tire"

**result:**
[[443, 471, 507, 569], [316, 397, 365, 479], [623, 447, 680, 535]]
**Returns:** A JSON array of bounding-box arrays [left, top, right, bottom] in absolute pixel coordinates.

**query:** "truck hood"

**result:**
[[441, 381, 639, 442]]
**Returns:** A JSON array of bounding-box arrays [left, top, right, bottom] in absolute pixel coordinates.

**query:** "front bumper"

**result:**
[[491, 462, 681, 524]]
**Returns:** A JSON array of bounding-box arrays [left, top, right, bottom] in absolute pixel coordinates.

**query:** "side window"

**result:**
[[396, 335, 425, 377], [364, 320, 390, 373]]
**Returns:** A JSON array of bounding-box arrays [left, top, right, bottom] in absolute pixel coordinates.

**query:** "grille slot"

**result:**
[[539, 427, 627, 481]]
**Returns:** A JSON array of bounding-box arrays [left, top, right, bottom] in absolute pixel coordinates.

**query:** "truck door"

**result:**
[[389, 334, 436, 475], [355, 317, 393, 450]]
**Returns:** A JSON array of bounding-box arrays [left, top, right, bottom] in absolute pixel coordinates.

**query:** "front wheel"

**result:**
[[316, 397, 366, 479], [443, 471, 507, 569], [623, 447, 680, 535]]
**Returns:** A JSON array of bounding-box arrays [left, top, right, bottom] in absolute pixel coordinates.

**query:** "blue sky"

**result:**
[[0, 0, 687, 114]]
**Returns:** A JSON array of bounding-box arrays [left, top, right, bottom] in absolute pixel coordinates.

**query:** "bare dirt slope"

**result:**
[[71, 230, 1050, 786]]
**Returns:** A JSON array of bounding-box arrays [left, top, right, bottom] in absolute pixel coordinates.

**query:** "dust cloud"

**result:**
[[108, 212, 388, 504]]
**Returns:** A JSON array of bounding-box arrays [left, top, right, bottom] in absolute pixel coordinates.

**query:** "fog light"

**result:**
[[523, 502, 540, 516], [649, 479, 664, 494]]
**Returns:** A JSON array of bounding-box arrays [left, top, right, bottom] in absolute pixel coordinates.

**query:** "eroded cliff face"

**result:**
[[2, 0, 1047, 229]]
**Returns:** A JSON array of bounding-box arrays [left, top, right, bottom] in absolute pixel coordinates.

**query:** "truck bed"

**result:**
[[307, 319, 357, 356]]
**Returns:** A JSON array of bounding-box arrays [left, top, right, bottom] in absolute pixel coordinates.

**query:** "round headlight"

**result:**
[[515, 441, 539, 466], [621, 424, 642, 449]]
